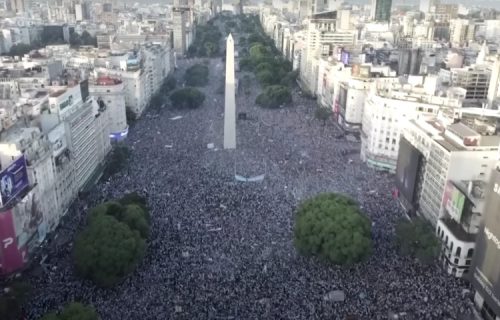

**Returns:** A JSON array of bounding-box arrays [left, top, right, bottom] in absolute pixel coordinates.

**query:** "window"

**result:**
[[467, 248, 474, 258], [456, 247, 461, 257], [454, 258, 459, 264]]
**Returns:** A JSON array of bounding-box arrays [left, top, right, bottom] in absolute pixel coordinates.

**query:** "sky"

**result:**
[[346, 0, 500, 10]]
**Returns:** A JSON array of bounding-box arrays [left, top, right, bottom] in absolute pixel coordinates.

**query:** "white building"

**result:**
[[90, 76, 128, 141], [400, 116, 500, 278], [361, 81, 462, 172]]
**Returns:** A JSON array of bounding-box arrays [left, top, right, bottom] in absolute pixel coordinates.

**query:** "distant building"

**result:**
[[370, 0, 392, 22]]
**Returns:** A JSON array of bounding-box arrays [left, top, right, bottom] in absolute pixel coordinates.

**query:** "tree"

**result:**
[[280, 70, 298, 87], [41, 302, 99, 320], [122, 204, 149, 239], [256, 69, 276, 86], [395, 218, 440, 264], [184, 64, 209, 87], [73, 214, 146, 287], [294, 193, 372, 265], [170, 87, 205, 109], [255, 85, 292, 109], [315, 106, 332, 125], [161, 75, 177, 92], [104, 143, 130, 177], [204, 42, 216, 56], [89, 200, 149, 238]]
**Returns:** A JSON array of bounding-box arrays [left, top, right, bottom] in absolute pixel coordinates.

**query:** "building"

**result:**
[[470, 167, 500, 320], [298, 0, 342, 19], [419, 0, 436, 14], [361, 80, 462, 172], [173, 7, 189, 55], [396, 117, 500, 279], [8, 0, 25, 13], [371, 0, 392, 22], [488, 55, 500, 108], [90, 76, 128, 142], [449, 65, 491, 102]]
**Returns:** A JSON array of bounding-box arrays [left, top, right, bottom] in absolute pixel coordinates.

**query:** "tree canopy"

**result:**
[[294, 193, 372, 265], [188, 21, 222, 57], [184, 64, 209, 87], [104, 143, 130, 177], [41, 302, 99, 320], [73, 214, 146, 287], [395, 218, 440, 264], [255, 85, 292, 108], [170, 87, 205, 109]]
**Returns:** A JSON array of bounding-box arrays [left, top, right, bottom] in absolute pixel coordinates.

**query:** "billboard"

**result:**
[[395, 137, 422, 204], [472, 169, 500, 315], [0, 155, 29, 207], [12, 188, 44, 247], [0, 209, 26, 275], [441, 181, 466, 222]]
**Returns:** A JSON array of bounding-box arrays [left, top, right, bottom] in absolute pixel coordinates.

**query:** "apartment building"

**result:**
[[396, 113, 500, 279], [361, 81, 462, 172], [90, 76, 128, 141]]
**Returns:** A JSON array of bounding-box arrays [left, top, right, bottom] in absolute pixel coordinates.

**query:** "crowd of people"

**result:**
[[23, 55, 474, 320]]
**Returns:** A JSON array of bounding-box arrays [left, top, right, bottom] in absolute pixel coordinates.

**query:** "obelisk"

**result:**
[[224, 34, 236, 149]]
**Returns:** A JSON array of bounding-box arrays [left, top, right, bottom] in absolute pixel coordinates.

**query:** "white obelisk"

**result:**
[[224, 34, 236, 149]]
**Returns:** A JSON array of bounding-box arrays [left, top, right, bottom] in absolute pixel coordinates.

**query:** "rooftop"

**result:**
[[440, 218, 476, 242]]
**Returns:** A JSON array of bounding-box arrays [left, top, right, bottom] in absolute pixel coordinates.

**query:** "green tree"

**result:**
[[315, 106, 332, 125], [395, 218, 440, 264], [280, 70, 299, 87], [170, 87, 205, 109], [122, 204, 149, 239], [204, 42, 216, 56], [89, 200, 149, 237], [161, 75, 177, 92], [73, 214, 146, 287], [255, 85, 292, 108], [294, 193, 372, 265], [41, 302, 99, 320], [104, 143, 130, 177], [184, 64, 209, 86], [256, 69, 276, 86]]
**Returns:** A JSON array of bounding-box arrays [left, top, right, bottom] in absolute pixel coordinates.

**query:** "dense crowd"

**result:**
[[23, 56, 474, 320]]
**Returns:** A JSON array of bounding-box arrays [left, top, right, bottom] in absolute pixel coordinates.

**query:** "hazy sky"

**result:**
[[345, 0, 500, 9]]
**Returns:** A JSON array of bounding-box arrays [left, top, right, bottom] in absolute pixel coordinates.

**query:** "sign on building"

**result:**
[[0, 155, 29, 207]]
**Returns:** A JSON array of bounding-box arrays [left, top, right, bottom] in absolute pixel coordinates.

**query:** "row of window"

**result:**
[[437, 225, 474, 259]]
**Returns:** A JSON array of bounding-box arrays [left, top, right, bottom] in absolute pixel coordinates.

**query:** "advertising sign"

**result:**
[[0, 209, 26, 275], [395, 137, 422, 204], [12, 188, 43, 247], [472, 170, 500, 315], [441, 181, 466, 222], [0, 155, 29, 207]]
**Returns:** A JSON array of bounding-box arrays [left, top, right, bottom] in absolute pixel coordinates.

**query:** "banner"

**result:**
[[0, 155, 29, 207], [441, 181, 466, 222], [0, 209, 25, 275]]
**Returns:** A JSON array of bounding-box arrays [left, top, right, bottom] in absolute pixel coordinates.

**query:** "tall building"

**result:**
[[172, 7, 188, 55], [370, 0, 392, 22], [488, 55, 500, 108], [471, 167, 500, 320], [8, 0, 25, 13], [298, 0, 342, 20], [419, 0, 437, 13]]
